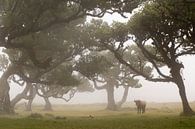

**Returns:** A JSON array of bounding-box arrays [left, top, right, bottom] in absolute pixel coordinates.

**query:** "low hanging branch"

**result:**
[[92, 78, 107, 90], [52, 88, 78, 102], [103, 42, 174, 82], [34, 84, 77, 102], [135, 41, 172, 80], [10, 75, 25, 86]]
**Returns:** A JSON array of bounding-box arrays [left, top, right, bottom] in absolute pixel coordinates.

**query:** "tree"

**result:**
[[92, 51, 142, 110], [10, 73, 94, 112], [76, 50, 147, 110], [11, 82, 35, 111], [127, 0, 195, 115], [0, 0, 143, 67], [75, 19, 154, 111], [100, 0, 195, 115], [0, 0, 144, 114], [0, 54, 16, 114], [0, 0, 150, 115], [0, 15, 102, 113], [0, 17, 87, 113]]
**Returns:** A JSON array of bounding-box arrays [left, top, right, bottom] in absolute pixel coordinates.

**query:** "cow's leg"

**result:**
[[142, 106, 146, 113], [138, 107, 141, 114], [140, 107, 143, 114], [140, 106, 145, 114], [140, 107, 142, 114], [137, 107, 139, 114]]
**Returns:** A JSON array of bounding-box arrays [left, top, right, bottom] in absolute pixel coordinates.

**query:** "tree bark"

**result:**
[[170, 65, 194, 115], [117, 86, 129, 109], [11, 84, 30, 108], [25, 86, 36, 111], [0, 65, 15, 114], [25, 99, 33, 111], [43, 97, 52, 111], [106, 85, 117, 111]]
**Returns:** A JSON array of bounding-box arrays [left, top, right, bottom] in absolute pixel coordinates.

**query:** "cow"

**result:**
[[134, 100, 146, 114]]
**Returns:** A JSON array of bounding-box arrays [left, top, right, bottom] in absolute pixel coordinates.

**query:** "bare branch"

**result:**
[[103, 43, 174, 82], [136, 42, 171, 79], [92, 79, 107, 90]]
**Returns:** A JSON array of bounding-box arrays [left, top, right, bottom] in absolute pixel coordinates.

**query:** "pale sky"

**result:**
[[8, 13, 195, 104]]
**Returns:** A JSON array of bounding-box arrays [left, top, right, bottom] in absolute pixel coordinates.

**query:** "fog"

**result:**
[[8, 14, 195, 104], [9, 51, 195, 105]]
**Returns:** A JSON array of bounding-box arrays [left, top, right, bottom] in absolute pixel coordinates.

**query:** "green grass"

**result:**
[[1, 114, 195, 129], [1, 102, 195, 129]]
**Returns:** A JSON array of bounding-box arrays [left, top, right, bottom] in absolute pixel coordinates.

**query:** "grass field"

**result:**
[[1, 102, 195, 129]]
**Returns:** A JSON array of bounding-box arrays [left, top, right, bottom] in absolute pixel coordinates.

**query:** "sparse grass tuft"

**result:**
[[55, 116, 67, 120], [44, 113, 55, 118], [27, 113, 43, 119]]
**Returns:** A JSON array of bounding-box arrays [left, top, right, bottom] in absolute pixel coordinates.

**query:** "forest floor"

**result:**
[[1, 102, 195, 129]]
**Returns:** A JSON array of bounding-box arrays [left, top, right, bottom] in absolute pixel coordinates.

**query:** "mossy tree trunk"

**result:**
[[43, 97, 52, 111], [117, 86, 129, 109], [25, 86, 36, 111], [170, 63, 194, 115], [11, 84, 30, 108], [106, 85, 117, 111], [0, 65, 16, 114]]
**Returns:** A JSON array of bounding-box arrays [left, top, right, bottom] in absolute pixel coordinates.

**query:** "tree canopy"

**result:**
[[102, 0, 195, 115], [0, 0, 144, 68]]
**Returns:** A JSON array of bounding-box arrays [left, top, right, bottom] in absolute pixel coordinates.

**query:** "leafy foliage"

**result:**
[[127, 0, 195, 80], [124, 0, 195, 114], [75, 54, 113, 78], [42, 64, 79, 86], [0, 54, 9, 72]]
